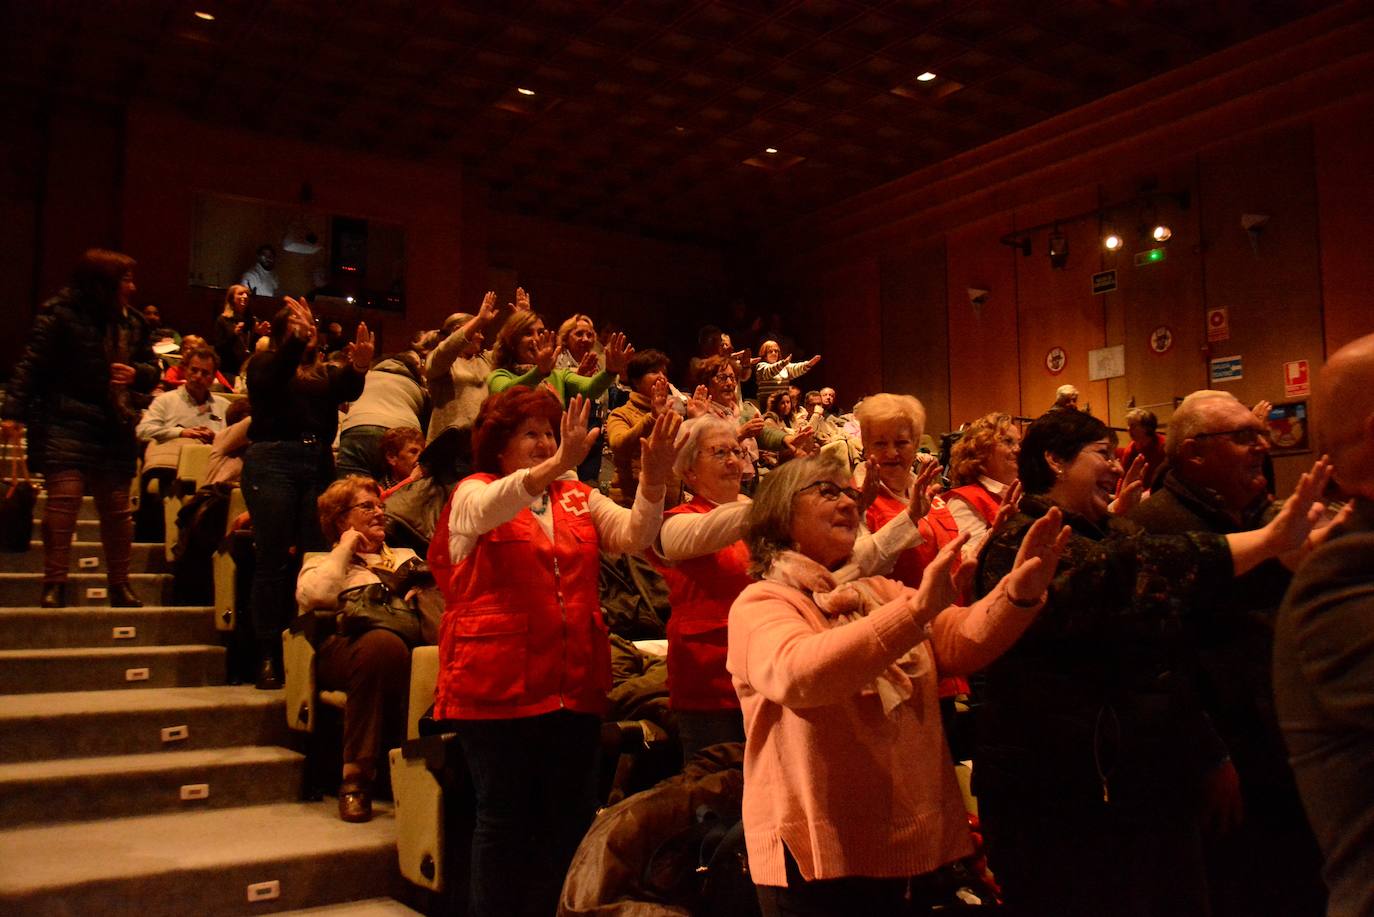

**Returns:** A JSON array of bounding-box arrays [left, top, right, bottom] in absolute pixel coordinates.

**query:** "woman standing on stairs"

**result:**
[[241, 297, 372, 690], [1, 249, 160, 609]]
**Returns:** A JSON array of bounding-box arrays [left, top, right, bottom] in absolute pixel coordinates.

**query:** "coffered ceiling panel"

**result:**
[[8, 0, 1334, 244]]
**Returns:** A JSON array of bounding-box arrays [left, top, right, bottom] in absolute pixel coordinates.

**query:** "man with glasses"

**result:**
[[1130, 390, 1326, 917], [136, 348, 230, 445]]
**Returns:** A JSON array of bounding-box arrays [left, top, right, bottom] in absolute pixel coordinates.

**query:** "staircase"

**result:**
[[0, 494, 417, 915]]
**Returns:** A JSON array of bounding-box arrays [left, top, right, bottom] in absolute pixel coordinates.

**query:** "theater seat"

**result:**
[[390, 646, 447, 892], [162, 441, 213, 562], [283, 553, 346, 732]]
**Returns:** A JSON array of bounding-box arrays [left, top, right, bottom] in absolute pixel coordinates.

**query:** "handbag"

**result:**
[[0, 444, 36, 553], [335, 581, 425, 647]]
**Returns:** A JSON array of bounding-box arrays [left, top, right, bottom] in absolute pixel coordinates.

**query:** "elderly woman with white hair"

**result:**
[[728, 451, 1072, 915], [650, 415, 933, 761]]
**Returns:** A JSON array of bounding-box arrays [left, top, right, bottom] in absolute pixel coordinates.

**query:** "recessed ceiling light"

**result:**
[[194, 11, 215, 20], [516, 87, 536, 96], [764, 147, 778, 154], [916, 71, 937, 82]]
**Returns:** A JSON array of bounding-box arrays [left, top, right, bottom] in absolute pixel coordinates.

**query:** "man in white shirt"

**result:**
[[239, 245, 279, 298], [137, 349, 231, 444]]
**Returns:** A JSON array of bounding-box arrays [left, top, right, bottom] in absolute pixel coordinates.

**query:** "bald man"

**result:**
[[1132, 391, 1325, 917], [1274, 332, 1374, 917]]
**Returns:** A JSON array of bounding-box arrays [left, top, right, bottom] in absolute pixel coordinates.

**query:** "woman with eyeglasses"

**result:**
[[429, 387, 683, 917], [651, 416, 936, 762], [296, 476, 419, 822], [728, 450, 1072, 915], [694, 354, 811, 492], [945, 411, 1022, 552], [969, 408, 1334, 916]]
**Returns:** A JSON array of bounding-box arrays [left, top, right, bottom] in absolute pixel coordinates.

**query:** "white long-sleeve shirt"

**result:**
[[446, 467, 664, 565], [655, 492, 922, 577], [945, 476, 1006, 562], [135, 386, 230, 443]]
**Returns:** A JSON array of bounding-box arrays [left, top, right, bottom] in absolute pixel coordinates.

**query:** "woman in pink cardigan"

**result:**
[[728, 451, 1070, 915]]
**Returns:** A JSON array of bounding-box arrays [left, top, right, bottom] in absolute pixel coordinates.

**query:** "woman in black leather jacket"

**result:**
[[2, 249, 159, 608]]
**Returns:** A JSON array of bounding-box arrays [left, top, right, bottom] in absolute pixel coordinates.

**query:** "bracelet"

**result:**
[[1006, 590, 1045, 609]]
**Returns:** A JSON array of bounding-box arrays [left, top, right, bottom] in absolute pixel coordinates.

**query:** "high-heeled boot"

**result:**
[[109, 583, 144, 608]]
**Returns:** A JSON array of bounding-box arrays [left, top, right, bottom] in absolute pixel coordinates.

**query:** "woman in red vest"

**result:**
[[651, 416, 931, 763], [945, 412, 1021, 555], [854, 394, 950, 587], [428, 387, 682, 917]]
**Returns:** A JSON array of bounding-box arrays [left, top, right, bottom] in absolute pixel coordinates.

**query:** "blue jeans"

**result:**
[[240, 441, 332, 651], [335, 425, 387, 480], [449, 710, 601, 917]]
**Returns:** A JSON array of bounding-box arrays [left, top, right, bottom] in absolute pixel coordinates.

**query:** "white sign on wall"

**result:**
[[1088, 345, 1125, 381]]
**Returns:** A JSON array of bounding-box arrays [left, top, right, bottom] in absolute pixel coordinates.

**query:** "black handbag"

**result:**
[[0, 445, 36, 553], [335, 581, 425, 647]]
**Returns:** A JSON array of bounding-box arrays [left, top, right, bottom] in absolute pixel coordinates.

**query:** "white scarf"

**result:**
[[763, 550, 930, 716]]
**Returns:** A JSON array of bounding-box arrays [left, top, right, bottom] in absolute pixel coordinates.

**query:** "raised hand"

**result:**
[[649, 376, 670, 416], [906, 460, 943, 522], [1109, 454, 1147, 515], [686, 384, 711, 419], [554, 395, 600, 472], [639, 410, 685, 488], [109, 363, 135, 386], [806, 354, 822, 369], [1002, 506, 1071, 606], [1251, 399, 1273, 423], [576, 350, 600, 377], [283, 296, 315, 341], [990, 480, 1023, 531], [512, 287, 531, 313], [476, 291, 499, 324], [908, 532, 969, 627], [738, 415, 766, 440], [344, 321, 375, 371], [602, 332, 633, 377], [857, 456, 883, 512], [1266, 456, 1334, 556], [534, 330, 557, 375], [784, 425, 817, 458]]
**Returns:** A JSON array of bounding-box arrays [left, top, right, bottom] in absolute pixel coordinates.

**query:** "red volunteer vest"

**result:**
[[430, 474, 609, 720], [648, 497, 753, 711], [946, 482, 1000, 528]]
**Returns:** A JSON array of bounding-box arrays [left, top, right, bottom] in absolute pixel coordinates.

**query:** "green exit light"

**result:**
[[1134, 248, 1167, 267]]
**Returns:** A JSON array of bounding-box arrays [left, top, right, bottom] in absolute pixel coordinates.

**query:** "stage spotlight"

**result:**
[[1048, 228, 1069, 269], [1152, 224, 1172, 242]]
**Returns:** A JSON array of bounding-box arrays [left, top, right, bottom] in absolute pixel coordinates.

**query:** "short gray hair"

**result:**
[[673, 415, 738, 478], [745, 450, 850, 578], [1166, 390, 1241, 459]]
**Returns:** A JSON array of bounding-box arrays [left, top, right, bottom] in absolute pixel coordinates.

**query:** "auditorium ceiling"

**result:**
[[11, 0, 1335, 243]]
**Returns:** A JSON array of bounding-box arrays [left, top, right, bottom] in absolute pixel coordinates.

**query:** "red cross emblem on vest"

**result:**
[[558, 489, 591, 517]]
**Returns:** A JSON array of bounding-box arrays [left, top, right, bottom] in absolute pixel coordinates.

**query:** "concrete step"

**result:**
[[0, 540, 169, 573], [0, 745, 306, 826], [0, 644, 227, 694], [34, 493, 101, 521], [0, 606, 216, 649], [0, 571, 173, 606], [70, 518, 163, 543], [0, 800, 404, 916], [0, 686, 292, 763], [273, 898, 424, 915]]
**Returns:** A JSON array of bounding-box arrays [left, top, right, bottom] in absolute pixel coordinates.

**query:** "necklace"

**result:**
[[530, 493, 550, 516]]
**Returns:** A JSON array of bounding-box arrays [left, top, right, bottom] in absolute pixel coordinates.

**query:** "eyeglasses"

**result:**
[[712, 372, 737, 383], [798, 480, 861, 502], [347, 500, 384, 514], [705, 446, 747, 463], [1193, 427, 1268, 446]]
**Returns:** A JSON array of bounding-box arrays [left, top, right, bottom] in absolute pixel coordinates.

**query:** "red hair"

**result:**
[[471, 386, 563, 475]]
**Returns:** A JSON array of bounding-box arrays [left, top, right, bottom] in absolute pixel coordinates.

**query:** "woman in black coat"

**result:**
[[1, 249, 160, 608]]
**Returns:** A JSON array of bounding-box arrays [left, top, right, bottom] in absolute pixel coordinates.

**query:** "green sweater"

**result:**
[[486, 366, 615, 403]]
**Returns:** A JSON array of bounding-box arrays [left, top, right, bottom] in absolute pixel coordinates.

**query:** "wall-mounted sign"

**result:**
[[1284, 359, 1310, 398], [1045, 346, 1067, 375], [1091, 270, 1118, 294], [1150, 325, 1174, 354], [1210, 354, 1243, 383], [1265, 401, 1309, 455], [1135, 248, 1167, 266], [1088, 345, 1125, 381], [1206, 306, 1230, 342]]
